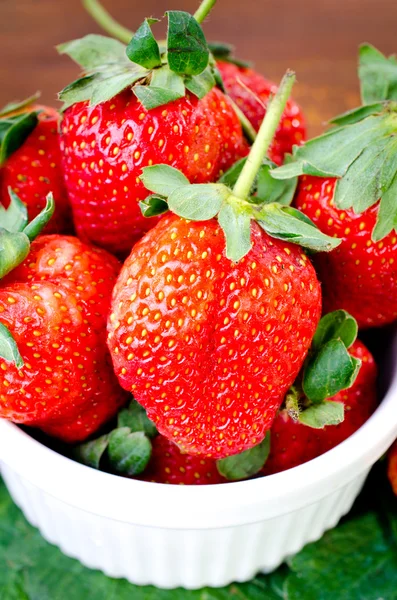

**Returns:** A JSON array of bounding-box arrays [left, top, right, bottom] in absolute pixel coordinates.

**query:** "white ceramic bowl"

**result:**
[[0, 335, 396, 590]]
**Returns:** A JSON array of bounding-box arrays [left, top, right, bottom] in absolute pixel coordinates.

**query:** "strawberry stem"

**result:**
[[193, 0, 217, 23], [233, 70, 295, 199], [83, 0, 216, 44], [82, 0, 133, 44]]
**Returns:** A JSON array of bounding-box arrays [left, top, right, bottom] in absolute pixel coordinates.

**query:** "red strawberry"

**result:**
[[217, 61, 306, 165], [140, 435, 225, 485], [108, 213, 322, 459], [58, 14, 248, 256], [60, 89, 247, 255], [387, 441, 397, 496], [2, 234, 121, 330], [0, 197, 126, 442], [0, 100, 71, 233], [294, 177, 397, 328], [262, 340, 377, 475], [271, 45, 397, 328]]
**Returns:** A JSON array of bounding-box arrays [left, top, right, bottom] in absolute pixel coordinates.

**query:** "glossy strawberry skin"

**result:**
[[294, 176, 397, 328], [107, 214, 322, 459], [60, 88, 248, 256], [2, 235, 121, 331], [139, 435, 225, 485], [387, 441, 397, 496], [0, 106, 71, 233], [0, 235, 126, 442], [262, 340, 377, 475], [217, 61, 306, 165]]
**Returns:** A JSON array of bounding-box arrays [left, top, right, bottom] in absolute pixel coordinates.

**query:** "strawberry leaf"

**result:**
[[108, 428, 152, 476], [218, 157, 247, 188], [167, 183, 230, 220], [373, 172, 397, 240], [0, 92, 40, 117], [134, 85, 185, 110], [150, 65, 185, 93], [139, 195, 169, 218], [126, 18, 161, 70], [166, 11, 209, 76], [90, 71, 146, 106], [184, 67, 216, 99], [0, 229, 30, 279], [0, 188, 28, 233], [258, 204, 340, 252], [271, 112, 397, 179], [217, 433, 271, 481], [57, 34, 129, 70], [73, 434, 110, 469], [218, 203, 252, 262], [0, 112, 39, 166], [303, 339, 361, 403], [298, 401, 345, 429], [141, 164, 189, 196], [117, 400, 158, 438], [330, 102, 385, 127], [312, 310, 358, 351], [0, 323, 24, 369], [219, 158, 297, 206], [257, 160, 297, 206], [334, 137, 397, 212], [359, 43, 397, 104], [23, 193, 55, 241]]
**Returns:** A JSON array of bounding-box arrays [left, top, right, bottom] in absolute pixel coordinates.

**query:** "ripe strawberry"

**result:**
[[0, 98, 71, 233], [108, 214, 322, 459], [140, 435, 226, 485], [0, 196, 126, 442], [387, 441, 397, 496], [2, 234, 121, 331], [58, 13, 248, 256], [60, 89, 247, 255], [216, 60, 306, 165], [294, 177, 397, 328], [272, 45, 397, 328], [262, 340, 377, 475]]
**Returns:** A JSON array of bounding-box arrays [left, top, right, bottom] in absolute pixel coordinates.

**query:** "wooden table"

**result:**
[[1, 0, 396, 136]]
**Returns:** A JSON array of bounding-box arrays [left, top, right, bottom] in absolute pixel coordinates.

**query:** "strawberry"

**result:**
[[0, 193, 126, 442], [216, 60, 306, 165], [107, 71, 342, 459], [140, 435, 226, 485], [387, 441, 397, 496], [293, 177, 397, 328], [0, 95, 71, 233], [271, 44, 397, 328], [81, 0, 306, 167], [262, 340, 377, 475], [58, 11, 248, 256]]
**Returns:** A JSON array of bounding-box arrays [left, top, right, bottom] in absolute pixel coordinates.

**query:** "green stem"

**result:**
[[193, 0, 217, 23], [82, 0, 133, 44], [233, 70, 295, 199], [228, 98, 257, 144]]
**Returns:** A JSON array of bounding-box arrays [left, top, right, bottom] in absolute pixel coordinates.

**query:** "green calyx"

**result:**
[[140, 71, 339, 262], [0, 93, 41, 166], [282, 310, 361, 430], [59, 2, 218, 111], [0, 190, 55, 369], [74, 399, 156, 474], [216, 433, 270, 480], [272, 45, 397, 242]]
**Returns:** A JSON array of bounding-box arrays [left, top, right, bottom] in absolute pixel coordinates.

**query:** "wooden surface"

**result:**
[[1, 0, 396, 136]]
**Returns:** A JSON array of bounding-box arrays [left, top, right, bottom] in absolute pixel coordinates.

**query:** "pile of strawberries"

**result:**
[[0, 0, 396, 487]]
